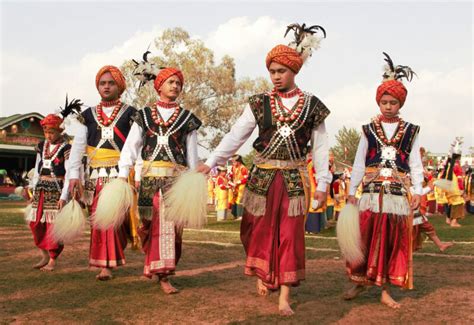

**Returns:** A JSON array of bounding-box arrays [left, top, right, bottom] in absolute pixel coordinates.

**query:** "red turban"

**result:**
[[376, 80, 408, 107], [265, 45, 303, 74], [95, 65, 127, 95], [40, 114, 63, 130], [154, 68, 184, 93]]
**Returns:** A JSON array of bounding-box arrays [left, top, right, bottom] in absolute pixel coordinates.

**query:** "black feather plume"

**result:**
[[382, 52, 416, 82], [59, 94, 83, 118]]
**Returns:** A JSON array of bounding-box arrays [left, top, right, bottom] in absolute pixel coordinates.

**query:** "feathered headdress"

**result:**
[[132, 50, 163, 89], [284, 23, 326, 62], [382, 52, 417, 82], [52, 94, 83, 129], [449, 136, 463, 157]]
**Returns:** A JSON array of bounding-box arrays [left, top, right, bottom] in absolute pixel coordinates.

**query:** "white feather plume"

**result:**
[[52, 199, 87, 243], [164, 171, 208, 229], [92, 178, 134, 230], [336, 204, 365, 265]]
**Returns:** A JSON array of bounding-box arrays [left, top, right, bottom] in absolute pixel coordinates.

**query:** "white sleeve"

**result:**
[[408, 133, 423, 195], [186, 130, 199, 170], [311, 122, 331, 192], [118, 122, 143, 179], [60, 159, 70, 201], [349, 133, 368, 196], [205, 104, 256, 168], [68, 123, 87, 179], [134, 155, 143, 182], [29, 153, 41, 189]]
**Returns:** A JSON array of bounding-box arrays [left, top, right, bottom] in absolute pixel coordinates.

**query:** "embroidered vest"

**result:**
[[81, 105, 136, 151], [362, 121, 420, 173], [133, 106, 202, 167], [36, 140, 71, 177], [248, 93, 330, 161]]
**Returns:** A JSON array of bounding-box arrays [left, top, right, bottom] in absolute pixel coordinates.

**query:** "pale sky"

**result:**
[[1, 0, 472, 157]]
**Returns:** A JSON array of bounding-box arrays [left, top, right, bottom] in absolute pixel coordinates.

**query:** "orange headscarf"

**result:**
[[376, 79, 408, 107], [153, 68, 184, 93], [95, 65, 127, 95], [265, 45, 303, 74], [40, 114, 63, 130]]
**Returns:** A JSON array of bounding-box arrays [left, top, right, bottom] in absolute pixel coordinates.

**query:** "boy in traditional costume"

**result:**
[[116, 61, 201, 294], [26, 97, 82, 271], [197, 23, 331, 315], [338, 53, 423, 309], [68, 65, 137, 280]]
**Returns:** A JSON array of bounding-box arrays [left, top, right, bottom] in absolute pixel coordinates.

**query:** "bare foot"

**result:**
[[343, 284, 366, 300], [160, 278, 179, 294], [450, 221, 461, 228], [256, 278, 268, 296], [279, 300, 294, 316], [439, 242, 454, 252], [41, 259, 56, 272], [96, 268, 113, 281], [445, 218, 451, 225], [381, 290, 400, 309], [279, 285, 294, 316], [33, 258, 49, 269]]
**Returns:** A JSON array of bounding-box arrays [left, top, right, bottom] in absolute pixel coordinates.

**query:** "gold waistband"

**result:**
[[254, 157, 305, 170], [142, 160, 185, 177], [40, 175, 64, 181], [87, 146, 120, 168]]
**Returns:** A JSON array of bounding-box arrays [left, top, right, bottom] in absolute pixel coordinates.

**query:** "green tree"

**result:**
[[120, 27, 271, 151], [331, 126, 361, 166]]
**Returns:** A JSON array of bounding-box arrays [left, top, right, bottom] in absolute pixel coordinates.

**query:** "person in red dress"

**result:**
[[197, 23, 331, 315], [68, 66, 137, 280], [342, 53, 423, 309], [26, 98, 82, 271]]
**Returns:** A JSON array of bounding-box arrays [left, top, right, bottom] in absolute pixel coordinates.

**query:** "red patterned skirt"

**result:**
[[347, 209, 409, 287], [240, 171, 305, 290], [89, 179, 128, 268], [138, 190, 182, 278], [29, 190, 64, 259]]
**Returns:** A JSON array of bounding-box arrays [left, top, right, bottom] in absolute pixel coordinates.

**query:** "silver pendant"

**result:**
[[380, 168, 392, 178], [278, 125, 293, 139], [101, 127, 114, 140], [43, 160, 52, 169], [157, 136, 169, 146], [381, 146, 397, 161]]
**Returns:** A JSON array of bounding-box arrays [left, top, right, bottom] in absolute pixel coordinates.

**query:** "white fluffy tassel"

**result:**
[[92, 178, 133, 230], [52, 200, 86, 243], [24, 204, 32, 222], [434, 179, 456, 192], [336, 204, 365, 265], [164, 171, 208, 229]]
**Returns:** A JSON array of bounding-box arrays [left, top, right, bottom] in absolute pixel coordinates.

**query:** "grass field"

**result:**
[[1, 204, 473, 324]]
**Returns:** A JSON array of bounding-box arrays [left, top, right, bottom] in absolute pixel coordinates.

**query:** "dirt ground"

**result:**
[[1, 216, 474, 324]]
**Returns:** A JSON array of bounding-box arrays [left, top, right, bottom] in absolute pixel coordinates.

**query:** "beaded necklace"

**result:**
[[372, 115, 405, 146], [96, 99, 122, 126], [270, 88, 304, 122], [151, 101, 180, 127]]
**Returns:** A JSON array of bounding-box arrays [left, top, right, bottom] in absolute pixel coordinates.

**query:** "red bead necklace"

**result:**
[[270, 88, 304, 123], [44, 141, 62, 159], [378, 114, 400, 124], [96, 99, 122, 126], [373, 115, 405, 146], [151, 101, 180, 127], [275, 87, 299, 98]]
